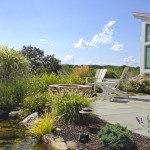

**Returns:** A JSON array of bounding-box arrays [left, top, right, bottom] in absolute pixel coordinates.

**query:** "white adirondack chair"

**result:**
[[110, 67, 129, 98], [85, 69, 107, 91], [97, 67, 129, 101]]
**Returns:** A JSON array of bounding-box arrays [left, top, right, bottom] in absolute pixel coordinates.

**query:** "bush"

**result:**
[[23, 92, 58, 114], [26, 73, 84, 95], [27, 73, 61, 93], [105, 70, 119, 79], [64, 74, 85, 84], [97, 124, 134, 150], [29, 111, 57, 138], [129, 75, 150, 94], [55, 90, 91, 124]]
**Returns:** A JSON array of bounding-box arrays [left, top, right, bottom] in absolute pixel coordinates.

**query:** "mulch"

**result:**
[[54, 116, 150, 150]]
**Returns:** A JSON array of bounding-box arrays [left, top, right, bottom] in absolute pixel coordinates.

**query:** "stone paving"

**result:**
[[93, 95, 150, 137]]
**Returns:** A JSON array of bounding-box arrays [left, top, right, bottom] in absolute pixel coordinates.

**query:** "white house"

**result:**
[[132, 12, 150, 75]]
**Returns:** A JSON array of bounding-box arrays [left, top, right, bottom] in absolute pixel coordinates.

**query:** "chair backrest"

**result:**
[[116, 67, 129, 89], [95, 69, 107, 82]]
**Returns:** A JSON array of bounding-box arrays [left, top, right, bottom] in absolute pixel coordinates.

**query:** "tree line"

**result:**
[[20, 45, 140, 77]]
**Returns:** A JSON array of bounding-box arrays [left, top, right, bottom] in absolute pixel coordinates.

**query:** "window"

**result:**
[[146, 24, 150, 42], [145, 46, 150, 69]]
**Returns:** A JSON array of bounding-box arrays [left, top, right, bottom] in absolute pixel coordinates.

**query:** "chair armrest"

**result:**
[[103, 78, 120, 82]]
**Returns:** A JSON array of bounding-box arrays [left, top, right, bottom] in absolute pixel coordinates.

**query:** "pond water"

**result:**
[[0, 120, 46, 150]]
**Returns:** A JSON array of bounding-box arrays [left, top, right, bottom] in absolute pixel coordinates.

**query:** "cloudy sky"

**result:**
[[0, 0, 149, 66]]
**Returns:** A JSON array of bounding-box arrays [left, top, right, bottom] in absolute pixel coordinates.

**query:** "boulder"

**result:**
[[42, 134, 68, 150], [22, 112, 38, 128]]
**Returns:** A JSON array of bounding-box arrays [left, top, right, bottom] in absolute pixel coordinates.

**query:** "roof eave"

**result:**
[[132, 12, 150, 20]]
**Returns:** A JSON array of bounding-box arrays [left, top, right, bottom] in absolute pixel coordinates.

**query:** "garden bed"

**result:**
[[54, 117, 150, 150]]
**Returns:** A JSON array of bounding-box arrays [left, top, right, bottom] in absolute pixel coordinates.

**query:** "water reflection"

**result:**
[[0, 120, 46, 150]]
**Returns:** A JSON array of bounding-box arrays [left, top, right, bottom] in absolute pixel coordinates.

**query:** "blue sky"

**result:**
[[0, 0, 149, 66]]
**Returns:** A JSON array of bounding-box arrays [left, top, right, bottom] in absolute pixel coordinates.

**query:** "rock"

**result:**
[[22, 112, 38, 128], [66, 141, 77, 150], [42, 134, 67, 150], [55, 136, 64, 142], [56, 127, 62, 132], [54, 141, 67, 150], [9, 111, 20, 119]]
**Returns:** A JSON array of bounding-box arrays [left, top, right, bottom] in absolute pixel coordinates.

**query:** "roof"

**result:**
[[132, 12, 150, 20]]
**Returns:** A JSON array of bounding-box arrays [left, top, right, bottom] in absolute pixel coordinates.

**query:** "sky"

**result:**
[[0, 0, 149, 66]]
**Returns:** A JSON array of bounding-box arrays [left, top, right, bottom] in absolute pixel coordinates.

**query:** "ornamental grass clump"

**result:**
[[97, 124, 134, 150], [70, 65, 89, 78], [29, 110, 57, 138], [0, 45, 30, 110], [55, 90, 91, 124], [0, 45, 30, 81]]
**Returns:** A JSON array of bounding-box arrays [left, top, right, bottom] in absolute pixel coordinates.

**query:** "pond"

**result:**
[[0, 119, 46, 150]]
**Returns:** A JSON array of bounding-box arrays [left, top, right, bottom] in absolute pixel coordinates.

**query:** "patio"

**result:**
[[93, 95, 150, 137]]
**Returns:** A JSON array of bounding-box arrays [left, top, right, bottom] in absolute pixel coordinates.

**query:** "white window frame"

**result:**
[[141, 21, 150, 75]]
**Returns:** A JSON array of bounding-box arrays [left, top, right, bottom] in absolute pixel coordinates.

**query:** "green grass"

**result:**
[[29, 110, 57, 138]]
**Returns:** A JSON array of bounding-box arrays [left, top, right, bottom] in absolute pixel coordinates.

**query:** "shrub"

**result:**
[[28, 73, 61, 93], [105, 70, 119, 79], [97, 124, 134, 150], [55, 90, 91, 124], [23, 92, 58, 114], [29, 110, 57, 138], [64, 74, 85, 84], [129, 75, 150, 94]]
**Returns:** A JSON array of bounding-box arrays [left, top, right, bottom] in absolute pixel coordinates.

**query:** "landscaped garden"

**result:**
[[0, 45, 150, 150]]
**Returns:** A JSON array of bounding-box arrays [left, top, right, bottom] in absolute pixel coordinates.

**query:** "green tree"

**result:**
[[43, 54, 61, 74], [21, 45, 61, 74], [21, 45, 44, 74]]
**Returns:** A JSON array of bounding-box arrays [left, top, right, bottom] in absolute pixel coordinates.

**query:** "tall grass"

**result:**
[[70, 65, 89, 78], [55, 90, 91, 124], [0, 46, 30, 110], [0, 77, 29, 110], [0, 45, 30, 81]]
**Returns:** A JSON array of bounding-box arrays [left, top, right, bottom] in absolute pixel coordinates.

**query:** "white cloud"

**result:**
[[40, 39, 47, 42], [74, 39, 90, 48], [74, 20, 116, 48], [123, 56, 137, 66], [111, 42, 124, 51], [105, 20, 116, 28], [74, 20, 125, 52], [61, 55, 74, 64]]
